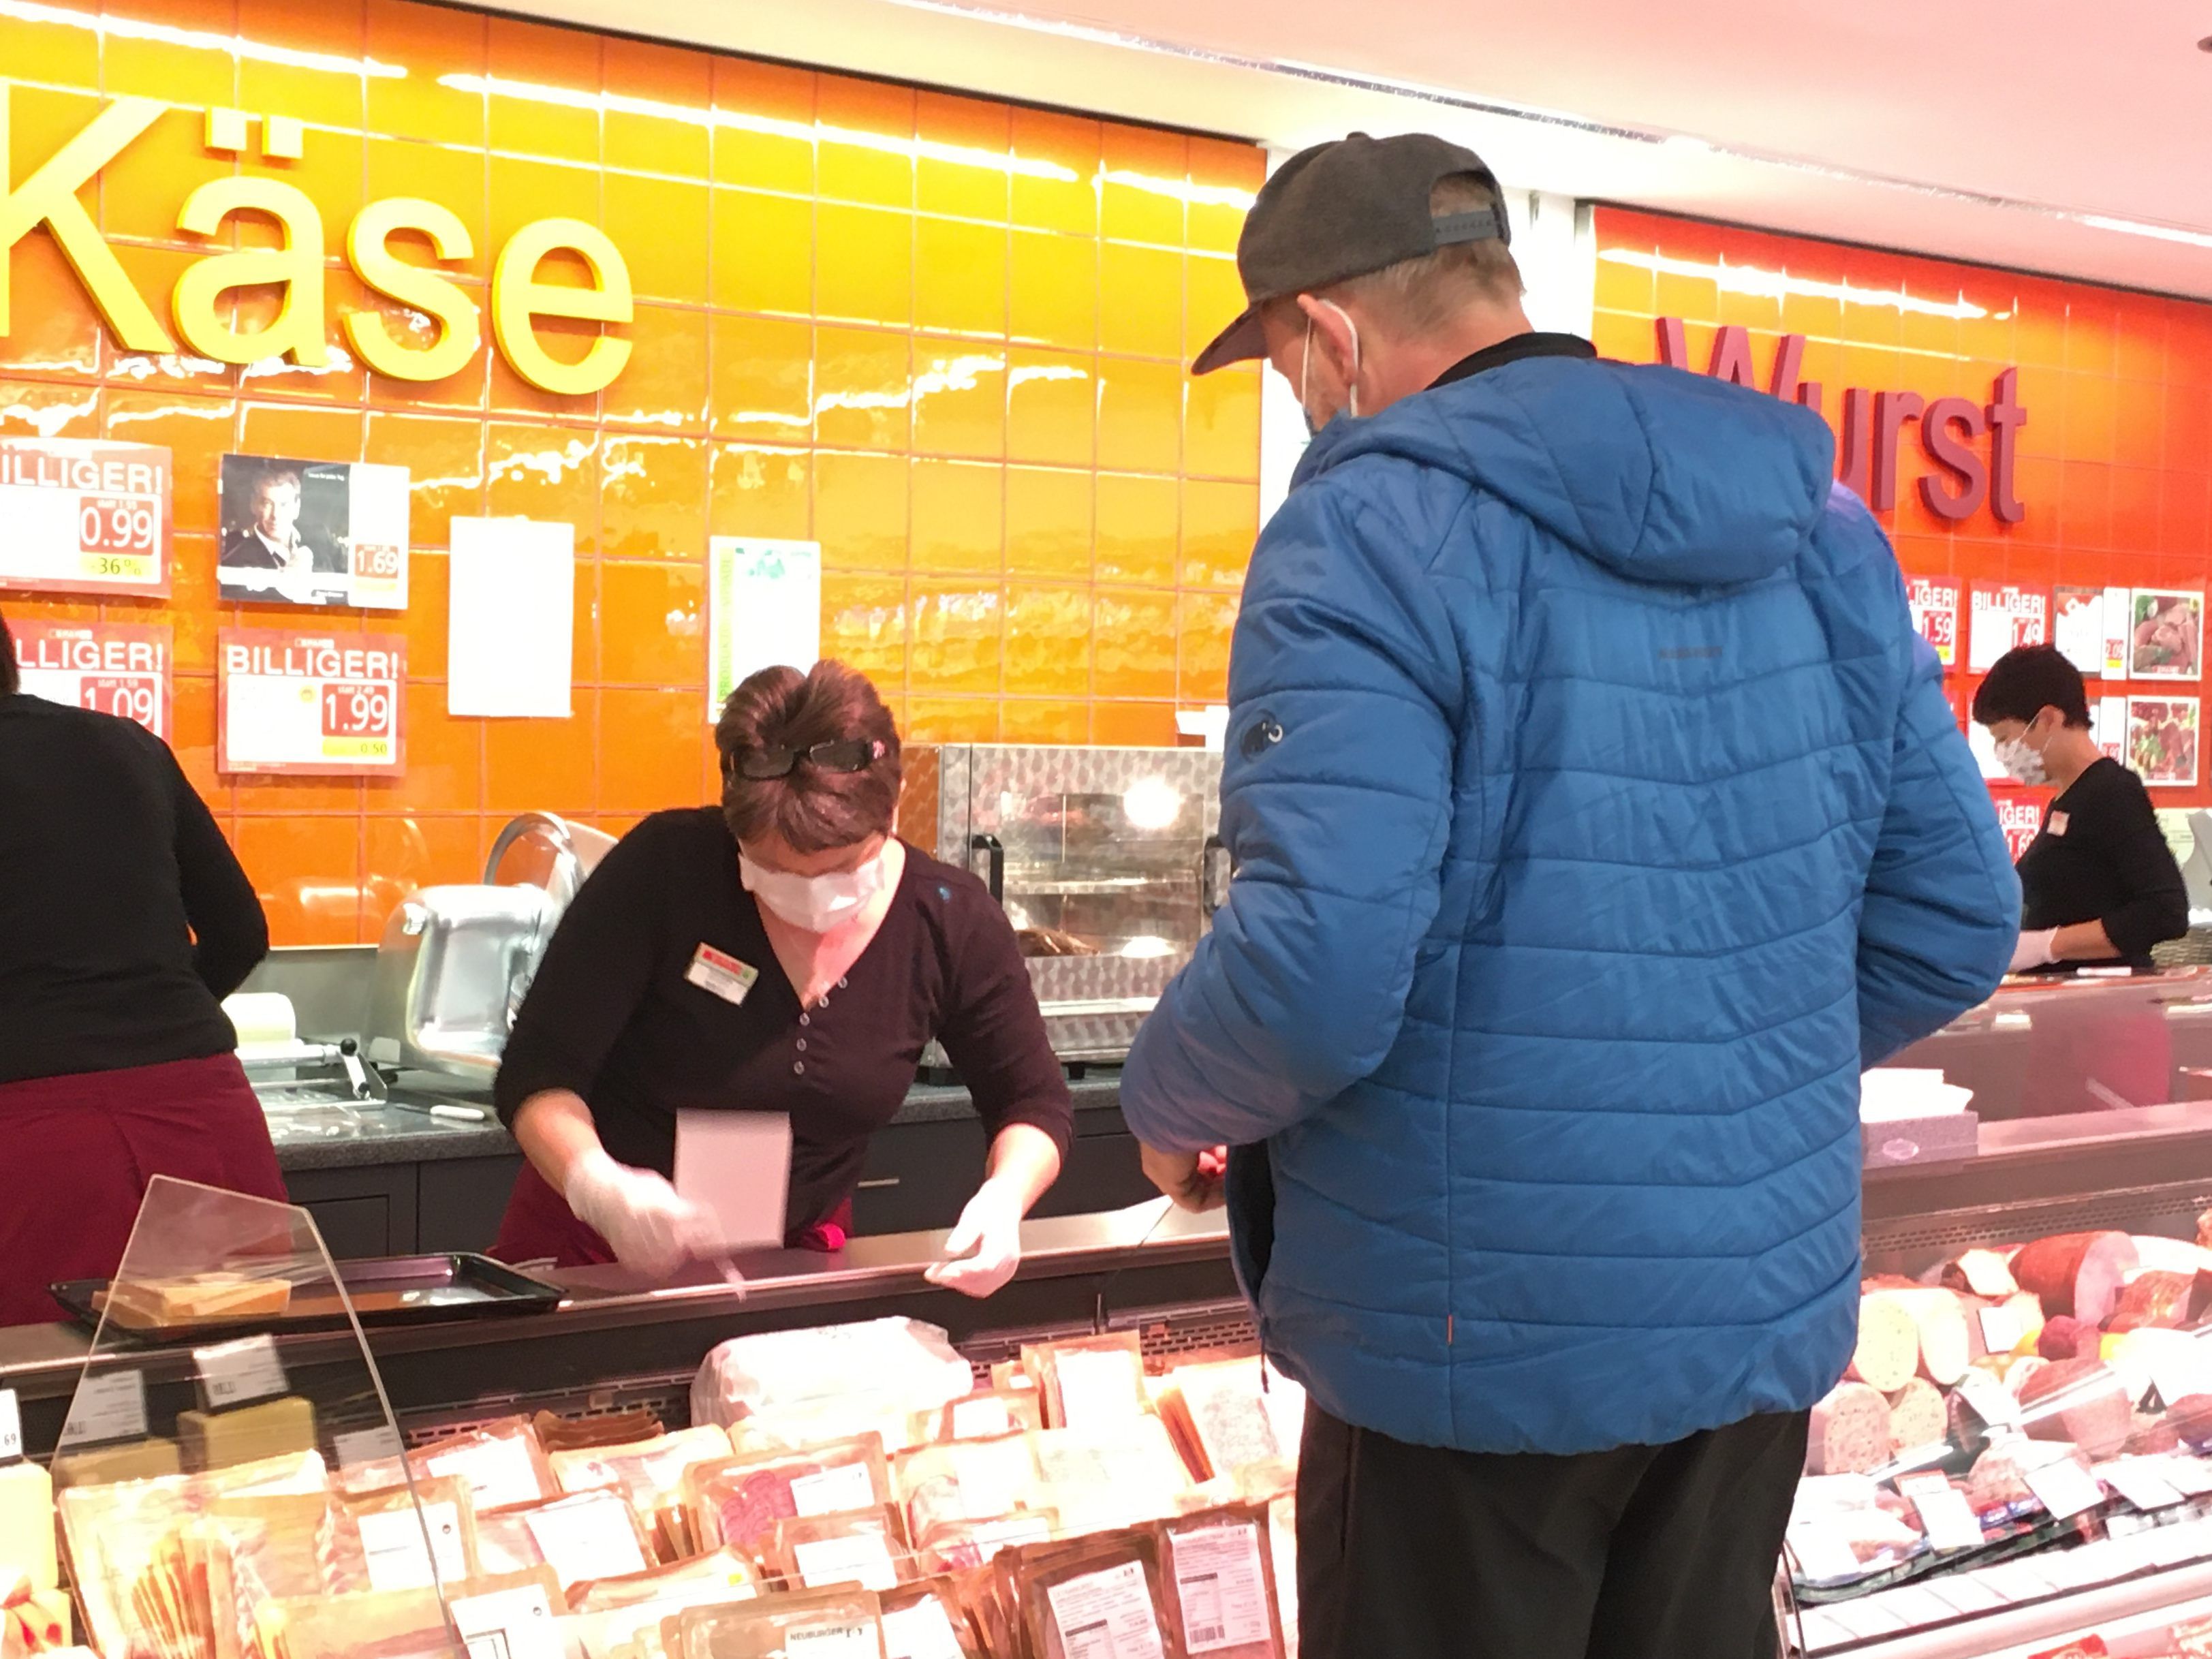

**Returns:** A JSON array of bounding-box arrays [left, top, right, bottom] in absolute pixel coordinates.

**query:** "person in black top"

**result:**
[[491, 660, 1072, 1293], [1973, 644, 2189, 972], [0, 608, 283, 1326]]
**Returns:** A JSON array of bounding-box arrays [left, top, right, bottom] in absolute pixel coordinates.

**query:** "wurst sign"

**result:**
[[218, 628, 405, 777], [12, 619, 170, 738], [0, 437, 171, 597]]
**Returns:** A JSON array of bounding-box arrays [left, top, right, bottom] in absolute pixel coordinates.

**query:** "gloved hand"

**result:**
[[563, 1150, 721, 1277], [2010, 927, 2061, 973], [924, 1179, 1026, 1298]]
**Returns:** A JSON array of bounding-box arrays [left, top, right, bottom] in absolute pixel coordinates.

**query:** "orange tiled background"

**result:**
[[0, 0, 1264, 943], [1593, 206, 2212, 809]]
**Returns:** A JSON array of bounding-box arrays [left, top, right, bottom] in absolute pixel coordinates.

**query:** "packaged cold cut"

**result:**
[[411, 1418, 559, 1514], [1805, 1383, 1892, 1476], [894, 1436, 1043, 1542], [2011, 1232, 2140, 1327], [1019, 1538, 1170, 1659], [691, 1320, 973, 1432], [878, 1579, 981, 1659], [911, 1391, 1044, 1448], [535, 1406, 665, 1453], [668, 1587, 887, 1659], [1153, 1361, 1283, 1485], [769, 1506, 911, 1595], [2019, 1359, 2135, 1460], [1031, 1420, 1196, 1534], [510, 1489, 653, 1594], [256, 1568, 561, 1659], [684, 1438, 894, 1560], [913, 1510, 1063, 1577], [566, 1550, 760, 1659], [1023, 1336, 1149, 1432], [1156, 1504, 1286, 1659], [340, 1474, 481, 1593]]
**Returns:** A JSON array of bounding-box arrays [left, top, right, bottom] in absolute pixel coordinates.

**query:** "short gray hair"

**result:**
[[1315, 173, 1523, 333]]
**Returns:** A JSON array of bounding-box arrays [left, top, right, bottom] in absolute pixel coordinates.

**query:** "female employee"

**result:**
[[1974, 643, 2189, 972], [491, 660, 1071, 1296], [0, 610, 284, 1326]]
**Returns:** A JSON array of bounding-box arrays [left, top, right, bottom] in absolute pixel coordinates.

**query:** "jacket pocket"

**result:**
[[1225, 1140, 1277, 1309]]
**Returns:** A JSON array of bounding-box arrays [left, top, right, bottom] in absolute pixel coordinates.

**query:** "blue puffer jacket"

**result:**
[[1120, 352, 2019, 1457]]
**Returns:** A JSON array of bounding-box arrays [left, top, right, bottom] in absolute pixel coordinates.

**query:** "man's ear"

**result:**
[[1296, 292, 1360, 379]]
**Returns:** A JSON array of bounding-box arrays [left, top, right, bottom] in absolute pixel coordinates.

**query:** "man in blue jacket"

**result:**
[[1121, 133, 2019, 1659]]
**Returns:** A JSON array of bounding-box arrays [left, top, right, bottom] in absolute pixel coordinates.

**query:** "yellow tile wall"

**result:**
[[0, 0, 1264, 943]]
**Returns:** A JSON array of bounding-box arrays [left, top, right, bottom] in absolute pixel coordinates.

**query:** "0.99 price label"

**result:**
[[78, 493, 159, 583]]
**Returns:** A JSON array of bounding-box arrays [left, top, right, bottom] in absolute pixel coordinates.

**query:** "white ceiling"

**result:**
[[510, 0, 2212, 298]]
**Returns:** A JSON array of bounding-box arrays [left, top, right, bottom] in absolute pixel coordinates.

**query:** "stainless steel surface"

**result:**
[[361, 883, 558, 1074], [1810, 1564, 2212, 1658], [484, 811, 616, 910]]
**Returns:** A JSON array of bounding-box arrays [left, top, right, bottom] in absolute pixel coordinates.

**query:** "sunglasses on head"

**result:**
[[726, 737, 885, 781]]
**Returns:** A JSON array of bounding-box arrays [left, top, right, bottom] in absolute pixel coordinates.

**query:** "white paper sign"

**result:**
[[1170, 1523, 1272, 1653], [1788, 1525, 1864, 1583], [2104, 587, 2136, 677], [1057, 1350, 1142, 1429], [793, 1531, 899, 1592], [2163, 1455, 2212, 1497], [707, 538, 820, 717], [334, 1424, 406, 1470], [2023, 1456, 2105, 1521], [790, 1460, 877, 1518], [1978, 1305, 2025, 1356], [1045, 1560, 1166, 1659], [0, 1390, 20, 1461], [2148, 1338, 2212, 1408], [424, 1434, 546, 1512], [952, 1398, 1012, 1440], [525, 1496, 649, 1588], [1952, 1367, 2023, 1429], [451, 1583, 565, 1659], [194, 1334, 287, 1409], [882, 1600, 968, 1659], [2054, 587, 2106, 675], [359, 1502, 467, 1590], [674, 1110, 792, 1253], [2096, 1458, 2185, 1511], [1897, 1474, 1984, 1553], [59, 1368, 148, 1448], [448, 517, 575, 719]]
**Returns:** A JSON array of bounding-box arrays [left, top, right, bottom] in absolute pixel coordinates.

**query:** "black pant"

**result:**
[[1296, 1401, 1809, 1659]]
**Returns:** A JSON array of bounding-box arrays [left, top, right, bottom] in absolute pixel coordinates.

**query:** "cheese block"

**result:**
[[178, 1397, 317, 1474], [1806, 1383, 1891, 1476], [1844, 1296, 1918, 1393], [0, 1461, 57, 1592], [104, 1273, 292, 1330], [48, 1438, 181, 1491]]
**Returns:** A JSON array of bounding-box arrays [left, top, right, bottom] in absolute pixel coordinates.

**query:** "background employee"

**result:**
[[491, 659, 1072, 1295], [1974, 643, 2189, 972], [0, 610, 284, 1326]]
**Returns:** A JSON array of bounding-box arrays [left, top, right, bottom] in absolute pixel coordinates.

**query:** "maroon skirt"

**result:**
[[490, 1161, 854, 1269], [0, 1053, 287, 1327]]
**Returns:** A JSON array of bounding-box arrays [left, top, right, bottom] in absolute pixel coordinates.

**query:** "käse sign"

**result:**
[[0, 90, 634, 397]]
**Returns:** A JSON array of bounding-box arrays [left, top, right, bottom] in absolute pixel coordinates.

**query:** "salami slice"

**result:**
[[1885, 1378, 1947, 1455], [2019, 1358, 2134, 1459], [1845, 1295, 1920, 1393], [1807, 1382, 1892, 1476], [2011, 1232, 2139, 1326]]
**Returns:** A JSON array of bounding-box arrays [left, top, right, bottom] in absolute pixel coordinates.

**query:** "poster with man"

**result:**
[[217, 454, 410, 610]]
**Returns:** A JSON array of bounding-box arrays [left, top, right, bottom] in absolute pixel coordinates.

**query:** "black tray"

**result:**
[[48, 1253, 563, 1344]]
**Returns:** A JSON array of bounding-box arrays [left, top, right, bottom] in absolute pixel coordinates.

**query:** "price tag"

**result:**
[[1953, 1368, 2024, 1428], [2162, 1455, 2212, 1498], [525, 1495, 649, 1590], [0, 1389, 20, 1462], [1899, 1474, 1987, 1552], [785, 1625, 881, 1659], [1045, 1560, 1166, 1659], [334, 1424, 405, 1471], [2149, 1339, 2212, 1408], [1169, 1523, 1272, 1653], [358, 1502, 467, 1591], [423, 1434, 545, 1512], [791, 1531, 900, 1592], [58, 1368, 147, 1448], [12, 620, 173, 739], [193, 1334, 287, 1410], [790, 1461, 877, 1517], [2097, 1458, 2185, 1511], [951, 1397, 1012, 1440], [0, 438, 170, 596], [1979, 1305, 2026, 1355], [2023, 1457, 2106, 1521], [218, 628, 405, 776], [450, 1583, 564, 1659]]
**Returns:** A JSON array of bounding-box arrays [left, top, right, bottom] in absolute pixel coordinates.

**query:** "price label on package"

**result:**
[[0, 437, 170, 597], [193, 1334, 287, 1409], [12, 619, 172, 739], [218, 628, 405, 776], [1898, 1474, 1987, 1553]]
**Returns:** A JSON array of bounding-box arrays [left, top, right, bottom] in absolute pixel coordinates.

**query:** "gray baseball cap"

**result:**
[[1191, 131, 1510, 375]]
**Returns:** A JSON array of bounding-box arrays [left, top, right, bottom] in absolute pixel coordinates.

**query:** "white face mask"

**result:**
[[1298, 300, 1362, 434], [1995, 732, 2050, 786], [740, 846, 885, 931]]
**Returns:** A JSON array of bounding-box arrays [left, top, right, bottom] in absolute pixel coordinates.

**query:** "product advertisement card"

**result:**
[[0, 437, 171, 598], [217, 453, 409, 610], [2127, 696, 2200, 788], [218, 628, 405, 776], [11, 619, 171, 739]]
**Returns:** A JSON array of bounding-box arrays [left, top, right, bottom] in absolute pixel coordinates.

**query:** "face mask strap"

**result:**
[[1297, 303, 1362, 428]]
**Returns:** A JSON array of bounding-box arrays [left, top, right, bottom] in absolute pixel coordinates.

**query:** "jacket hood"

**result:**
[[1294, 356, 1837, 587]]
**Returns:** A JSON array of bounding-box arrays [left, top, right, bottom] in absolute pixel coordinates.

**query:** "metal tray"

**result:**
[[48, 1253, 563, 1343]]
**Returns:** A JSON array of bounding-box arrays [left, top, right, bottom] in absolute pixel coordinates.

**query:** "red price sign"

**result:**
[[78, 495, 158, 555], [354, 542, 403, 580], [320, 681, 394, 739], [78, 674, 161, 726]]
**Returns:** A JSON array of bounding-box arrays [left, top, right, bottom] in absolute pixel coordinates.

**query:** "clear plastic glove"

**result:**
[[564, 1149, 721, 1277], [2010, 927, 2061, 973], [924, 1179, 1025, 1298]]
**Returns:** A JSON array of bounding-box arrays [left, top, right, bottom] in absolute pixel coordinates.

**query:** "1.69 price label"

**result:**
[[78, 493, 158, 583]]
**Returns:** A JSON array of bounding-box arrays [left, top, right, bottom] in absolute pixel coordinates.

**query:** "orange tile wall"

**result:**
[[1592, 207, 2212, 812], [0, 0, 1265, 944]]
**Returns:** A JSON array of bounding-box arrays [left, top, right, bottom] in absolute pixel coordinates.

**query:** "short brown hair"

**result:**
[[1301, 172, 1524, 336], [715, 660, 902, 853]]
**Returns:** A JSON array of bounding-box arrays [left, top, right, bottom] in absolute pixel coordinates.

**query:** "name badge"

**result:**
[[685, 943, 758, 1006], [2049, 810, 2070, 837]]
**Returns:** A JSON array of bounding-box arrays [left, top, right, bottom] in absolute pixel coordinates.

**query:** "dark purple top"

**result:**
[[494, 807, 1072, 1232]]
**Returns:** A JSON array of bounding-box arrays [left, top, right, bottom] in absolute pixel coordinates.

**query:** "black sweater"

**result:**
[[0, 694, 267, 1083], [2016, 757, 2191, 966]]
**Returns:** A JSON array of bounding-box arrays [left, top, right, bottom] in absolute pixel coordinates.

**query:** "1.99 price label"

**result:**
[[322, 681, 394, 739]]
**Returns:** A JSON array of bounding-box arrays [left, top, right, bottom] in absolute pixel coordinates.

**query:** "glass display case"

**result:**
[[899, 745, 1225, 1061]]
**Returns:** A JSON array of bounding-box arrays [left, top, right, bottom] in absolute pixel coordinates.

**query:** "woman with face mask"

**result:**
[[488, 661, 1071, 1296], [1972, 644, 2188, 974]]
